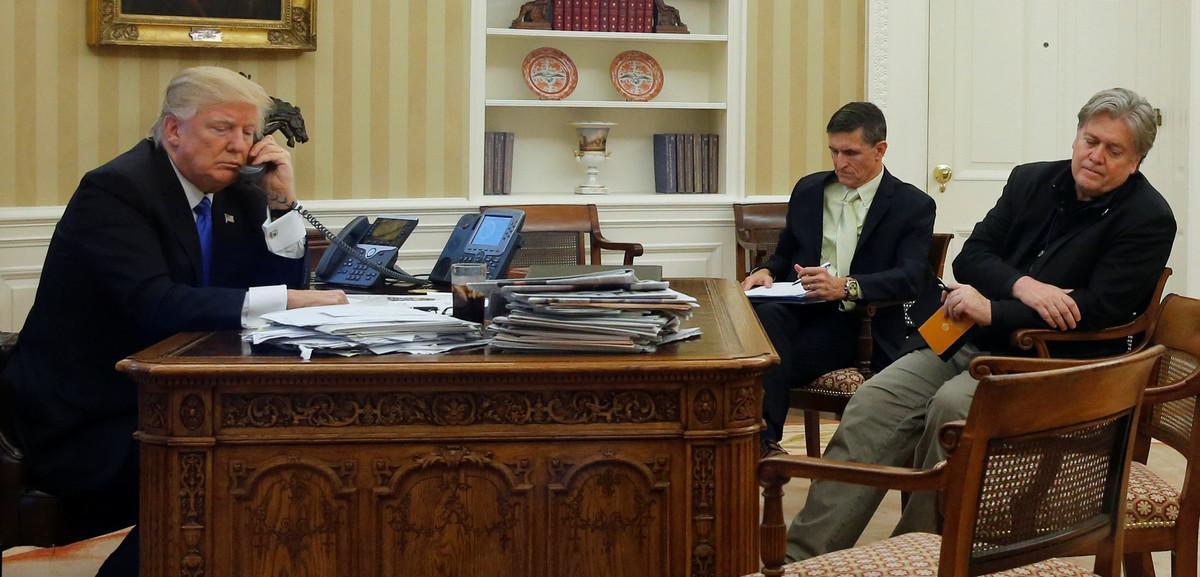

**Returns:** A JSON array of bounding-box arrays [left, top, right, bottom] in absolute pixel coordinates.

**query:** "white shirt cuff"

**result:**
[[242, 284, 289, 328], [263, 210, 305, 258]]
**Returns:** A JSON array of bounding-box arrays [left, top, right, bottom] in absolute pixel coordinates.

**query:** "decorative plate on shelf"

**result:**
[[610, 50, 664, 102], [522, 47, 578, 100]]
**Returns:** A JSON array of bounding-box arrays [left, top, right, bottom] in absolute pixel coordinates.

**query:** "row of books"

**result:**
[[653, 133, 719, 194], [552, 0, 655, 32], [483, 131, 515, 195]]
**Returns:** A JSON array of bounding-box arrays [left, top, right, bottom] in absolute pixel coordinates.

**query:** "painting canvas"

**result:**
[[87, 0, 316, 50], [120, 1, 284, 21]]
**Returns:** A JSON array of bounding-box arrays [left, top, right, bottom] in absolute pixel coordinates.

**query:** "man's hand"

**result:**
[[942, 282, 992, 326], [247, 134, 296, 211], [795, 265, 847, 302], [287, 289, 348, 309], [1011, 275, 1079, 330], [741, 268, 774, 290]]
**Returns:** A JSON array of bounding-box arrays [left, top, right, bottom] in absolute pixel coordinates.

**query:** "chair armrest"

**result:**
[[1011, 317, 1147, 358], [968, 355, 1096, 379], [591, 232, 644, 265], [758, 454, 947, 493]]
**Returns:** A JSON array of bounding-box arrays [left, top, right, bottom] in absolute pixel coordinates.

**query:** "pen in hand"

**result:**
[[792, 262, 833, 285]]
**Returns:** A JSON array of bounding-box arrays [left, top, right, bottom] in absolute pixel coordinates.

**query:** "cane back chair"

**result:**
[[980, 292, 1200, 577], [754, 346, 1164, 577]]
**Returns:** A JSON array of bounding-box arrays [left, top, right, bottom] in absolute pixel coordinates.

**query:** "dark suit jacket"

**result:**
[[760, 169, 936, 369], [908, 159, 1176, 357], [5, 139, 305, 494]]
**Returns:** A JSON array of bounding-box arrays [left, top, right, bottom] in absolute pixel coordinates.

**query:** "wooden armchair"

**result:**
[[976, 293, 1200, 577], [480, 204, 643, 271], [1012, 267, 1172, 358], [733, 203, 787, 281], [755, 346, 1164, 577], [0, 332, 62, 548], [788, 232, 954, 457]]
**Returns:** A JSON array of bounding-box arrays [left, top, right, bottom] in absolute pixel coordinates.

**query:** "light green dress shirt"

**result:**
[[820, 168, 883, 278]]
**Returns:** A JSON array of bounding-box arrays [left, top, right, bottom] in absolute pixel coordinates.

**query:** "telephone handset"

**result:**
[[429, 208, 525, 285], [237, 165, 426, 289]]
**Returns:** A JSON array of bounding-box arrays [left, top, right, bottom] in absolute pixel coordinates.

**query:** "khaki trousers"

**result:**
[[785, 344, 985, 561]]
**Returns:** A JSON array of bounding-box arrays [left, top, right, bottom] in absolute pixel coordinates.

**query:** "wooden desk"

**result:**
[[119, 278, 776, 577]]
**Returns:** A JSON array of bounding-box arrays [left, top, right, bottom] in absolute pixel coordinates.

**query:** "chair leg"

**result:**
[[1173, 543, 1197, 577], [1121, 551, 1155, 577], [804, 410, 822, 458]]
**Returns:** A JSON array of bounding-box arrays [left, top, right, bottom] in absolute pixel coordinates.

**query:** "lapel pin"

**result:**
[[225, 214, 235, 224]]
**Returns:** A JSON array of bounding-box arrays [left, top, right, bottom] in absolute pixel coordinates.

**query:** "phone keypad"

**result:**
[[333, 246, 397, 287]]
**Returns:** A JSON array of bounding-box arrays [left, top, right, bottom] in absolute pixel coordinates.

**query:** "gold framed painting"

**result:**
[[87, 0, 316, 50]]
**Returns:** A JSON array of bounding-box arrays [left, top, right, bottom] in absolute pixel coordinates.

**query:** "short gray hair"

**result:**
[[150, 66, 272, 145], [1076, 88, 1157, 161]]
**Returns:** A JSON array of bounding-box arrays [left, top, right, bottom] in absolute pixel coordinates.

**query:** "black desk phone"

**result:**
[[429, 208, 526, 285], [312, 216, 421, 289]]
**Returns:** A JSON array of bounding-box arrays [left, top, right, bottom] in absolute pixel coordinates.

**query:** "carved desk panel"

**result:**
[[120, 279, 777, 577]]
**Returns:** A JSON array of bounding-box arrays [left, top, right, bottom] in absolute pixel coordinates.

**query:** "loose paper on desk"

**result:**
[[744, 283, 808, 302]]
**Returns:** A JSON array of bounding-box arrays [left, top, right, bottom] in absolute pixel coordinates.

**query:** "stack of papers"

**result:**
[[744, 282, 809, 302], [486, 269, 703, 353], [243, 300, 487, 359]]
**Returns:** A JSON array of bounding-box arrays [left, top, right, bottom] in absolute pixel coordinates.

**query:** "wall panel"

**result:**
[[0, 0, 471, 206]]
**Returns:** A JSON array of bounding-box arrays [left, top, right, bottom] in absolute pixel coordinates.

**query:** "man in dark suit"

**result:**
[[785, 87, 1177, 562], [742, 102, 936, 458], [3, 66, 347, 575]]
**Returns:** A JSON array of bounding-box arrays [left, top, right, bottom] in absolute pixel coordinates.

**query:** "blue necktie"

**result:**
[[194, 196, 212, 287]]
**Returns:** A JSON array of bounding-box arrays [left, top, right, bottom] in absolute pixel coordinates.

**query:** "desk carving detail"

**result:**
[[549, 453, 671, 575], [694, 388, 717, 424], [228, 456, 356, 576], [141, 392, 167, 431], [730, 385, 758, 421], [180, 394, 206, 431], [373, 448, 534, 576], [221, 390, 681, 428], [180, 452, 207, 577]]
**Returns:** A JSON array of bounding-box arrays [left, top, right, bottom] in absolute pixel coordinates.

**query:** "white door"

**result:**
[[926, 0, 1189, 289]]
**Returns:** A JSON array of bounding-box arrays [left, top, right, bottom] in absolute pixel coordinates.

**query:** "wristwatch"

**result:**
[[844, 277, 862, 301]]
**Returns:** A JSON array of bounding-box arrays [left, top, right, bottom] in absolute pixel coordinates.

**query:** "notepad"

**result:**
[[917, 305, 975, 356]]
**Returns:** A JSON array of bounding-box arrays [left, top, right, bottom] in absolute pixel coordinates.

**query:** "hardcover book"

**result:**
[[502, 131, 515, 194], [653, 134, 677, 193], [484, 131, 496, 194]]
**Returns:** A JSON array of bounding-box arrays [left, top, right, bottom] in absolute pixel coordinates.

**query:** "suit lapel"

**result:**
[[152, 143, 205, 284], [855, 169, 895, 254], [798, 174, 831, 263]]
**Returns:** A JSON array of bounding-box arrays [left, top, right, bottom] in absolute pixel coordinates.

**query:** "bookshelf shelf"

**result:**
[[485, 99, 727, 110], [471, 0, 744, 200], [486, 28, 729, 44]]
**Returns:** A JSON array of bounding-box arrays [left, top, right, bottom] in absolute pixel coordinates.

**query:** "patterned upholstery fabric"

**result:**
[[743, 532, 1097, 577], [806, 367, 865, 397], [1126, 461, 1180, 529]]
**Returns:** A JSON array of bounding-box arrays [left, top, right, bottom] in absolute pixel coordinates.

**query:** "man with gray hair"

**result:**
[[780, 87, 1176, 563], [4, 66, 346, 575]]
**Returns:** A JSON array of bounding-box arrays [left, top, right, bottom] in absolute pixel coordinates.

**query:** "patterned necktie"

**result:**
[[194, 196, 212, 287], [835, 188, 861, 277]]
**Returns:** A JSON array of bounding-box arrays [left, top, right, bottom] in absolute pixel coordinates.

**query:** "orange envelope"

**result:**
[[917, 305, 975, 356]]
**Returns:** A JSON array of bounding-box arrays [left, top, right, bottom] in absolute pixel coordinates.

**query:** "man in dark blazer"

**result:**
[[3, 66, 346, 575], [785, 87, 1176, 562], [743, 102, 936, 457]]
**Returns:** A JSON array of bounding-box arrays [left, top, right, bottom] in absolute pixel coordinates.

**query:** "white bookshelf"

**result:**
[[469, 0, 745, 202]]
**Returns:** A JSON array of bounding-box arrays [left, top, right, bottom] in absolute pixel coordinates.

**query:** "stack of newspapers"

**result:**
[[485, 269, 702, 353], [243, 296, 487, 359]]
